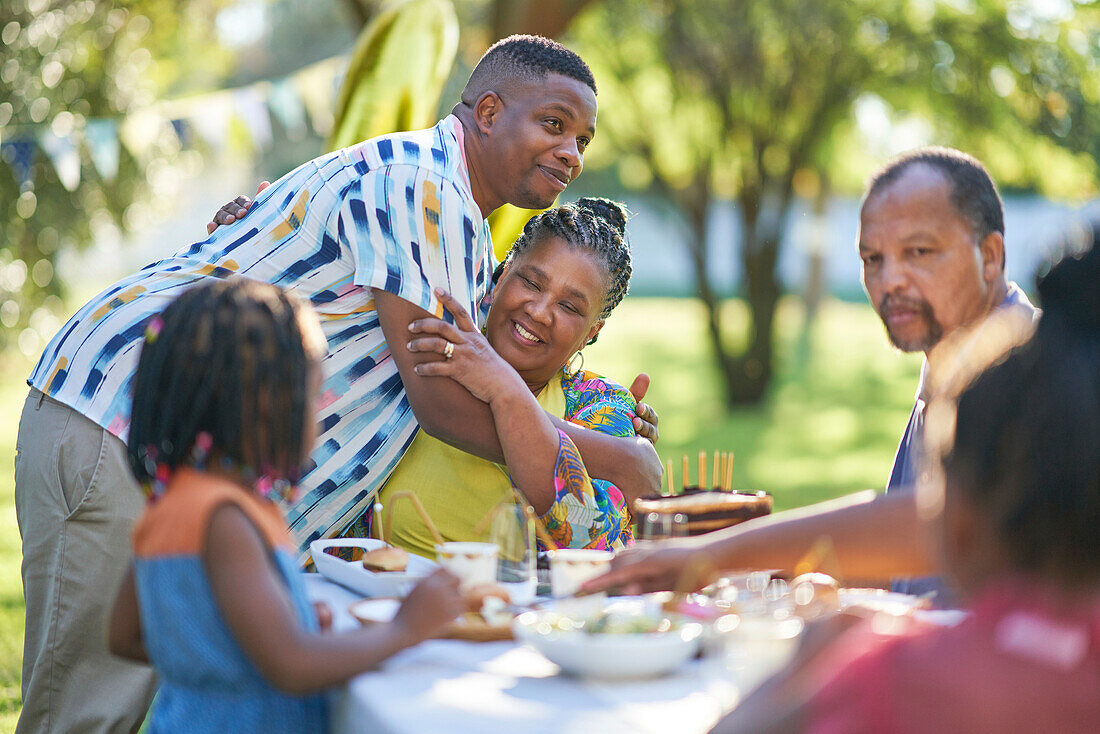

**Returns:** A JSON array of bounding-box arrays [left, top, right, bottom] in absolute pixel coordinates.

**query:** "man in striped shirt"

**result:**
[[15, 35, 660, 733]]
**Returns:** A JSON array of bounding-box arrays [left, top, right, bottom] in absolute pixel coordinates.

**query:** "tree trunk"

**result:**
[[724, 188, 782, 406], [338, 0, 375, 30], [490, 0, 597, 40], [677, 182, 741, 405]]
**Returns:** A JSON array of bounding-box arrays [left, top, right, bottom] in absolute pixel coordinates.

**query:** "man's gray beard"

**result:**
[[880, 297, 944, 353]]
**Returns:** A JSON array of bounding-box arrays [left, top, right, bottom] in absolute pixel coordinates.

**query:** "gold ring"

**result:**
[[443, 341, 454, 359]]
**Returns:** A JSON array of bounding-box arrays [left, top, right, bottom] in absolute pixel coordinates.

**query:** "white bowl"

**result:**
[[512, 609, 703, 679], [310, 538, 436, 598]]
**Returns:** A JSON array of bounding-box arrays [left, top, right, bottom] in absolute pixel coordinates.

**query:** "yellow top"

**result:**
[[375, 376, 567, 559]]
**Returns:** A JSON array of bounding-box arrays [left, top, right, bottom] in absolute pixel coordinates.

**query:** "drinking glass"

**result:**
[[639, 511, 688, 541], [486, 502, 537, 605]]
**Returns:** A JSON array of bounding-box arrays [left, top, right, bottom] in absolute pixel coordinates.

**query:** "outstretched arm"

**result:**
[[377, 288, 661, 500], [582, 490, 934, 594], [204, 504, 464, 695]]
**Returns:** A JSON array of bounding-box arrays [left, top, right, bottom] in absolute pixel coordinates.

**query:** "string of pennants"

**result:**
[[0, 55, 345, 193]]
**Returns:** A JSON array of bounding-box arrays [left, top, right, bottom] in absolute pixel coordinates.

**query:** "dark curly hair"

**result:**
[[128, 278, 326, 491], [495, 197, 631, 343], [944, 225, 1100, 585], [865, 147, 1005, 269], [462, 34, 596, 101]]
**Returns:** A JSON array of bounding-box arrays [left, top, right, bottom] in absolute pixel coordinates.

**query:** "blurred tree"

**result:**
[[574, 0, 1100, 405], [329, 0, 458, 150], [0, 0, 232, 357]]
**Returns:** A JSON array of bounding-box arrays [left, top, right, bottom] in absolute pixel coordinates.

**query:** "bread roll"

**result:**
[[361, 545, 409, 572], [462, 583, 511, 613]]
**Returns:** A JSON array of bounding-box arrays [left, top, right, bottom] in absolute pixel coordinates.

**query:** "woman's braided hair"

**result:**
[[499, 198, 632, 342], [128, 277, 325, 492]]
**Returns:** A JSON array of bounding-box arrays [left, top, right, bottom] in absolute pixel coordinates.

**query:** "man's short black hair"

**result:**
[[462, 34, 596, 103], [865, 147, 1005, 247]]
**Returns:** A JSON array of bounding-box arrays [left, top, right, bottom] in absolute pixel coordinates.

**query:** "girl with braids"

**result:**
[[376, 197, 641, 556], [108, 279, 463, 733], [713, 232, 1100, 734]]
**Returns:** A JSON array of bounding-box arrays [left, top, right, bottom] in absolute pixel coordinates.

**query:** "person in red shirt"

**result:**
[[713, 226, 1100, 734]]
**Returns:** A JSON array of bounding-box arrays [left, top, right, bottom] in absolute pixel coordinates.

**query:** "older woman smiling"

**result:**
[[377, 198, 647, 555]]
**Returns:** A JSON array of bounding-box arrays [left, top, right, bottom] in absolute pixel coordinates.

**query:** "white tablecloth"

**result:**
[[304, 574, 742, 734]]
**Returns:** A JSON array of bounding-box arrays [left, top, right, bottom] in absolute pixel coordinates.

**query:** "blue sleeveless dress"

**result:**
[[132, 469, 329, 732]]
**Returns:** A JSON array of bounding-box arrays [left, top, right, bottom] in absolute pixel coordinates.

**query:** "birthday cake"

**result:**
[[633, 490, 773, 536]]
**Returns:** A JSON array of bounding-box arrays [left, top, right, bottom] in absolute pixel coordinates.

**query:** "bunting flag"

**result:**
[[169, 118, 194, 149], [188, 91, 233, 152], [37, 129, 81, 191], [1, 136, 37, 190], [293, 58, 342, 137], [84, 119, 119, 181], [267, 77, 308, 140], [120, 109, 167, 163], [0, 54, 345, 186], [232, 86, 273, 151]]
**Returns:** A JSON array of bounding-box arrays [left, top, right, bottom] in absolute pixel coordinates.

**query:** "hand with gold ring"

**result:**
[[407, 289, 526, 404]]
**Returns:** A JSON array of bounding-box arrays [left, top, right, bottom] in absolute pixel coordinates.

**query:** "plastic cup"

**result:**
[[435, 542, 499, 589], [547, 548, 613, 598]]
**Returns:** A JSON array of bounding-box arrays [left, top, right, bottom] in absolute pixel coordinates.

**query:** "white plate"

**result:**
[[310, 538, 436, 598], [839, 588, 925, 616], [512, 597, 703, 679]]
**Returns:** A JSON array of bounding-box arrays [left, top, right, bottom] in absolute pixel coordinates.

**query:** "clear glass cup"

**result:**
[[486, 502, 537, 605], [639, 511, 688, 540]]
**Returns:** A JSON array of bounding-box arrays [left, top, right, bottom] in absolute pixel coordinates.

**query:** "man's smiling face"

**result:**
[[483, 73, 597, 210]]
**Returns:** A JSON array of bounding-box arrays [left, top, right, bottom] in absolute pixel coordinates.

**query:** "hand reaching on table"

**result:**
[[392, 569, 465, 645], [206, 181, 271, 234], [579, 541, 715, 595]]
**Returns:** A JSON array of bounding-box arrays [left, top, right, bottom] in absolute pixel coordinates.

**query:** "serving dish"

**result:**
[[512, 597, 704, 679], [310, 538, 436, 598]]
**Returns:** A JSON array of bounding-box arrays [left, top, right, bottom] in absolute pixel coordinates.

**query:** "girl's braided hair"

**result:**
[[498, 197, 632, 340], [128, 277, 326, 491]]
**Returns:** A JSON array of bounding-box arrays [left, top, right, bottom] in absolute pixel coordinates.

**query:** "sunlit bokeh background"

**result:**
[[2, 0, 1099, 723]]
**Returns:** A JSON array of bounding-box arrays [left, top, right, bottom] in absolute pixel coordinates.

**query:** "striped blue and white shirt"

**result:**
[[29, 116, 495, 560]]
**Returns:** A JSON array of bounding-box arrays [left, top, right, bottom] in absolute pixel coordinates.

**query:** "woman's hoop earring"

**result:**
[[568, 350, 584, 375]]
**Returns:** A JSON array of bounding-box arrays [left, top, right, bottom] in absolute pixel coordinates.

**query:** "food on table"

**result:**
[[586, 609, 678, 635], [791, 572, 841, 619], [633, 490, 773, 536], [533, 607, 683, 635], [462, 582, 511, 613], [361, 545, 409, 573]]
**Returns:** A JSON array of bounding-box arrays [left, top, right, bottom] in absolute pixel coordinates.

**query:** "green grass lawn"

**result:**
[[0, 294, 920, 724], [585, 296, 922, 510]]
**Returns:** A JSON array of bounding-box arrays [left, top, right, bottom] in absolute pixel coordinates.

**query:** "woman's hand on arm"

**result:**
[[408, 290, 564, 513], [205, 181, 270, 235], [374, 289, 506, 462], [107, 566, 148, 663], [204, 504, 463, 695]]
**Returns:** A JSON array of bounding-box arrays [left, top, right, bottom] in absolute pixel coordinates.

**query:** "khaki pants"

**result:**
[[14, 389, 157, 734]]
